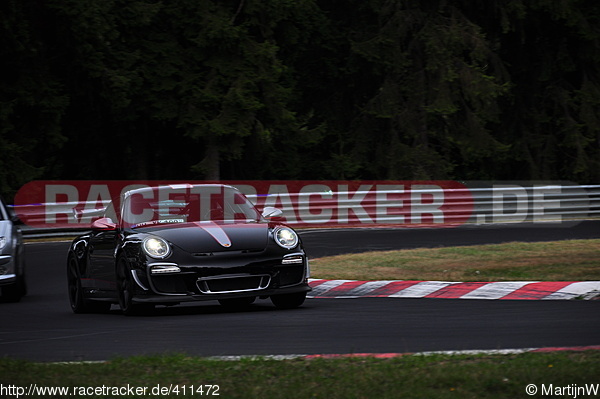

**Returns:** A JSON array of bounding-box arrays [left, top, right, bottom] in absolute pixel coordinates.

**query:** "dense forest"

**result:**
[[1, 0, 599, 197]]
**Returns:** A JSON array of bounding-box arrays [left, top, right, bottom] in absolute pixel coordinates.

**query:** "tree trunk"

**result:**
[[202, 138, 220, 181]]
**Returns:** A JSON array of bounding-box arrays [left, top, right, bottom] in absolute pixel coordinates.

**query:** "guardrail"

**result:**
[[14, 183, 600, 236], [466, 184, 600, 224], [243, 184, 600, 226]]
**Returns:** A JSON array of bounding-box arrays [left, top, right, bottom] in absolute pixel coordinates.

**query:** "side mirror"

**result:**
[[91, 217, 117, 231], [261, 207, 283, 219]]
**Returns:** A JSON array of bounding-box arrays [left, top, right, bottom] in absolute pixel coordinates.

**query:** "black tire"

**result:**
[[18, 269, 27, 297], [67, 255, 110, 313], [1, 276, 25, 303], [270, 292, 307, 309], [1, 253, 26, 303], [17, 245, 27, 297], [116, 256, 153, 316], [218, 296, 256, 310]]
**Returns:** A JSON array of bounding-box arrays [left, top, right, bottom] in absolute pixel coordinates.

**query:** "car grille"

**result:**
[[277, 266, 305, 287], [151, 275, 188, 294], [196, 275, 270, 294]]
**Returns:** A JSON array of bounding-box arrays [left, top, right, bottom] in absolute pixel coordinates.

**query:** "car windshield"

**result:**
[[121, 185, 261, 228], [0, 199, 9, 220]]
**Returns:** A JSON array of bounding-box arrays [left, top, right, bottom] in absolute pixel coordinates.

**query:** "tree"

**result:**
[[50, 0, 324, 181], [488, 0, 600, 182], [0, 0, 68, 196], [2, 0, 599, 192], [308, 0, 511, 179]]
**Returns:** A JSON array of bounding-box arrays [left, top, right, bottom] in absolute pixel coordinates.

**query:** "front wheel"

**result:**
[[116, 256, 153, 316], [1, 256, 26, 303], [1, 275, 25, 303], [270, 292, 307, 309]]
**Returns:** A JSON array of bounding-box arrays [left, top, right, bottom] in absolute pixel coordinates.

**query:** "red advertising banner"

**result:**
[[13, 180, 474, 228]]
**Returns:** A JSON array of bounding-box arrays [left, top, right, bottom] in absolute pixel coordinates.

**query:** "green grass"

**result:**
[[1, 351, 599, 399], [310, 239, 600, 281]]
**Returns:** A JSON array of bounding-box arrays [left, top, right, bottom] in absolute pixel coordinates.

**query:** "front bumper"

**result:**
[[129, 251, 311, 304], [0, 255, 16, 286], [132, 283, 311, 304], [0, 274, 17, 285]]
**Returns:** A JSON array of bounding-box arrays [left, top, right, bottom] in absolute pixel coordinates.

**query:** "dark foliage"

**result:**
[[1, 0, 599, 197]]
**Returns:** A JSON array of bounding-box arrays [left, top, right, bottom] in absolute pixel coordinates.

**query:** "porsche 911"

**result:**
[[67, 184, 310, 315]]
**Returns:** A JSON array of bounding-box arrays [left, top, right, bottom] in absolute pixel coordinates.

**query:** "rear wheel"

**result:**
[[67, 255, 110, 313], [116, 256, 153, 316], [271, 292, 307, 309]]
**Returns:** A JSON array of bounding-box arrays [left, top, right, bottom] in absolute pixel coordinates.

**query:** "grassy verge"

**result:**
[[1, 351, 599, 399], [310, 239, 600, 281]]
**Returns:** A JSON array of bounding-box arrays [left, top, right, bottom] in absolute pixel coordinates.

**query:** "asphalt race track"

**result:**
[[1, 221, 599, 362]]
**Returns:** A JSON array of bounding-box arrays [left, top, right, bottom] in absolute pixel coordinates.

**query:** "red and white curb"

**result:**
[[51, 345, 600, 364], [210, 345, 600, 361], [307, 279, 600, 300], [301, 345, 600, 359]]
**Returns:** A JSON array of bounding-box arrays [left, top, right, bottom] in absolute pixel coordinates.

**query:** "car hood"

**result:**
[[144, 222, 269, 253]]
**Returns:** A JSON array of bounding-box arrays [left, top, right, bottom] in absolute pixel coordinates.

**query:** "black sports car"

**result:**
[[67, 184, 310, 315], [0, 196, 26, 302]]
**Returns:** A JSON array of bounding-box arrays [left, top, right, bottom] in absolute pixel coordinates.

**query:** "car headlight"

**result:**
[[0, 237, 6, 250], [143, 237, 171, 259], [274, 227, 299, 249]]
